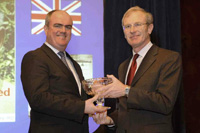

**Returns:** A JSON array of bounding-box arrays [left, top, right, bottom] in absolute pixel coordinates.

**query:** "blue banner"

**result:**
[[0, 0, 103, 132]]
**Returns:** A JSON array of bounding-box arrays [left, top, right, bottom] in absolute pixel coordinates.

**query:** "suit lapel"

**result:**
[[65, 52, 87, 99], [65, 52, 83, 81], [119, 57, 132, 84], [40, 44, 77, 83], [131, 45, 158, 86]]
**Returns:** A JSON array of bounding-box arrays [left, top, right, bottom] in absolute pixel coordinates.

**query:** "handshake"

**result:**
[[83, 75, 128, 125]]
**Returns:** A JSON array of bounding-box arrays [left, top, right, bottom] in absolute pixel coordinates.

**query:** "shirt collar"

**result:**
[[132, 41, 153, 57], [45, 42, 60, 54], [44, 42, 67, 58]]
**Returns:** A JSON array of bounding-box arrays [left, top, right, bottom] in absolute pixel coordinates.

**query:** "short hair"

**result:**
[[122, 6, 153, 26], [45, 10, 58, 27]]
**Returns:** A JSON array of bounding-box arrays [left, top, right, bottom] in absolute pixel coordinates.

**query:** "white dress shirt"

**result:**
[[125, 42, 153, 84], [45, 42, 82, 95]]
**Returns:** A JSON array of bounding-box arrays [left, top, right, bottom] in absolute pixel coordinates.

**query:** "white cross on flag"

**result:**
[[31, 0, 81, 36]]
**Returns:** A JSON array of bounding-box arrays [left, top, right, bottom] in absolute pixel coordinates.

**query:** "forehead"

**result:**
[[124, 11, 146, 24], [50, 11, 72, 25]]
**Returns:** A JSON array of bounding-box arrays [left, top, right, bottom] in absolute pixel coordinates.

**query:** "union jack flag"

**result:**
[[31, 0, 81, 36]]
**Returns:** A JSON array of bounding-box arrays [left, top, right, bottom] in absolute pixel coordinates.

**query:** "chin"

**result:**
[[129, 41, 139, 46]]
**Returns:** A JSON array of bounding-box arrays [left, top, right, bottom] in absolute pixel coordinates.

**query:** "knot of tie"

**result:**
[[58, 51, 65, 57], [132, 54, 139, 65], [58, 51, 69, 68]]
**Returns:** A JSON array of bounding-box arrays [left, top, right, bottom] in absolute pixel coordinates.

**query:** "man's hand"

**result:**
[[92, 111, 114, 125], [84, 94, 110, 115], [95, 75, 127, 98]]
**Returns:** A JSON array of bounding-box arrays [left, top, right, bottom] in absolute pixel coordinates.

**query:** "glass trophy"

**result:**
[[82, 77, 112, 106]]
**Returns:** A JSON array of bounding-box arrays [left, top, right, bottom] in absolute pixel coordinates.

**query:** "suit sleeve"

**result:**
[[21, 51, 86, 122], [126, 52, 182, 115]]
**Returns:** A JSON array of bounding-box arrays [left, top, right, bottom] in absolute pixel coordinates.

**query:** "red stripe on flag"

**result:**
[[32, 0, 49, 12], [71, 15, 81, 21], [55, 0, 60, 10], [64, 1, 81, 12], [31, 14, 46, 20], [72, 27, 81, 35], [33, 27, 44, 34]]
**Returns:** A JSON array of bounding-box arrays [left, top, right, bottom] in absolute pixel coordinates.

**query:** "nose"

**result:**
[[61, 26, 66, 32], [130, 24, 135, 33]]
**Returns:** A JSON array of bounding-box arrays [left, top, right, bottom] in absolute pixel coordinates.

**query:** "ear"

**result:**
[[147, 24, 154, 34], [44, 25, 48, 35]]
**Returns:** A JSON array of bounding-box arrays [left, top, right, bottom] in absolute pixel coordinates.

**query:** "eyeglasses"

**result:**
[[123, 22, 148, 30], [53, 23, 72, 30]]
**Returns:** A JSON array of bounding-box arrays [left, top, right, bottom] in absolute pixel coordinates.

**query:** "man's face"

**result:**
[[123, 11, 153, 51], [44, 11, 73, 51]]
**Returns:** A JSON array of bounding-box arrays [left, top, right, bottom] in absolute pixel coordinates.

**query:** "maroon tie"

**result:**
[[127, 54, 139, 85]]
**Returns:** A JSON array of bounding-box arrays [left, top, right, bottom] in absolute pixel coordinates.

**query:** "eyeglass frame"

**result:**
[[122, 22, 150, 30], [53, 23, 72, 30]]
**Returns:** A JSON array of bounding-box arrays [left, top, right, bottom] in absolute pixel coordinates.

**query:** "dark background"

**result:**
[[99, 0, 200, 132], [181, 0, 200, 132]]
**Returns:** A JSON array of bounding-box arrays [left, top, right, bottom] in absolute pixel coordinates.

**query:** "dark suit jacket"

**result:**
[[21, 44, 88, 133], [110, 45, 182, 133]]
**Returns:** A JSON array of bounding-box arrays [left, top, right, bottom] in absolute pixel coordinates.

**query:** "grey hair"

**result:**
[[45, 10, 58, 27], [122, 6, 153, 26]]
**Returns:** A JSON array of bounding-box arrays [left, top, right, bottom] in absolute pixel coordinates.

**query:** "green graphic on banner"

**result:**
[[0, 0, 15, 122]]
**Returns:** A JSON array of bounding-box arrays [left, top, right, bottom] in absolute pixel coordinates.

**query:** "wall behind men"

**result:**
[[0, 0, 104, 133]]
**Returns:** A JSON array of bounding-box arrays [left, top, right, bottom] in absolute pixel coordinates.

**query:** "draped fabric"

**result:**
[[101, 0, 185, 133], [181, 0, 200, 132], [104, 0, 181, 78]]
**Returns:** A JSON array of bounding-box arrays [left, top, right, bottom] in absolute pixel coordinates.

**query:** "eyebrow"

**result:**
[[53, 23, 72, 27]]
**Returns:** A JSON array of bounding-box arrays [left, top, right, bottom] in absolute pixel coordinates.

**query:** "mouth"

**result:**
[[57, 34, 66, 39], [129, 35, 139, 40], [56, 32, 66, 38]]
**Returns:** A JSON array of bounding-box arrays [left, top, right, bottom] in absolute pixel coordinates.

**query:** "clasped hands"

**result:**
[[86, 75, 126, 125], [84, 94, 113, 125]]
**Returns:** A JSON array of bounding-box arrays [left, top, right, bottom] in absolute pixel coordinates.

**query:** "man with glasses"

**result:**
[[21, 10, 109, 133], [93, 6, 182, 133]]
